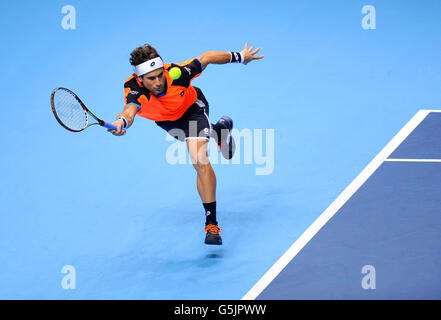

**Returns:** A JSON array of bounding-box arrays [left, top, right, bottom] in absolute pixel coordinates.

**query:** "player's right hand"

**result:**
[[108, 119, 126, 136]]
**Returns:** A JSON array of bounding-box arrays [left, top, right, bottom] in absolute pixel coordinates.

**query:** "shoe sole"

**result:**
[[205, 240, 223, 245]]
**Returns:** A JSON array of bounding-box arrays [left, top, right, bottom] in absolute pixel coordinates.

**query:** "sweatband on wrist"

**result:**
[[117, 116, 128, 129], [230, 52, 245, 64]]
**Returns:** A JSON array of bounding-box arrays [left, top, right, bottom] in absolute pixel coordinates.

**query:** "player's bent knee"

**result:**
[[192, 159, 211, 173]]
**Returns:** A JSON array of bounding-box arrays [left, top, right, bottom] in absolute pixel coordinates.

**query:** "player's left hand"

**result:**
[[241, 42, 264, 65]]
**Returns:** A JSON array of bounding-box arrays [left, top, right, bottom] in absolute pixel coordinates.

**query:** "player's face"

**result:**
[[139, 68, 166, 96]]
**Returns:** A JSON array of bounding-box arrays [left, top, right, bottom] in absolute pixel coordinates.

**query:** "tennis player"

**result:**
[[109, 42, 264, 245]]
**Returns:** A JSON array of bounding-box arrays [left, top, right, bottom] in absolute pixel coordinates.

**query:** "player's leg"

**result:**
[[187, 138, 216, 204], [192, 86, 236, 160], [187, 138, 222, 245]]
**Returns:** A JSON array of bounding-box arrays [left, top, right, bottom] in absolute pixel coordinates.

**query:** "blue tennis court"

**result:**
[[246, 110, 441, 300], [1, 1, 440, 300]]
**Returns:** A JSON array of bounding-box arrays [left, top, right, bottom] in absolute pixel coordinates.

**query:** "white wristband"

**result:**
[[117, 116, 128, 129], [230, 52, 245, 64]]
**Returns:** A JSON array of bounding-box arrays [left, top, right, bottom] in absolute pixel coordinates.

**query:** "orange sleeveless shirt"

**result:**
[[123, 58, 203, 121]]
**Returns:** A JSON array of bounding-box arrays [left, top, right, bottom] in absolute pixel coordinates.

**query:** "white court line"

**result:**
[[242, 109, 440, 300], [419, 109, 441, 113], [385, 159, 441, 163]]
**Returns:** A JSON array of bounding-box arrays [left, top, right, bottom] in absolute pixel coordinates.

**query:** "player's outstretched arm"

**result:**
[[108, 104, 139, 136], [197, 42, 264, 69]]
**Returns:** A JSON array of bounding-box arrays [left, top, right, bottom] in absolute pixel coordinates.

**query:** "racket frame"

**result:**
[[51, 87, 117, 132]]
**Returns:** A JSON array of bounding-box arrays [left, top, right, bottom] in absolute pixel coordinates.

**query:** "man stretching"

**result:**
[[109, 42, 264, 245]]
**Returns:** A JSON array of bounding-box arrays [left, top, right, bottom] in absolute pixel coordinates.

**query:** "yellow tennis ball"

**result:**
[[169, 67, 182, 80]]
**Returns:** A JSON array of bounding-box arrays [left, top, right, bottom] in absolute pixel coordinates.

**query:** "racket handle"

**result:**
[[102, 121, 126, 132]]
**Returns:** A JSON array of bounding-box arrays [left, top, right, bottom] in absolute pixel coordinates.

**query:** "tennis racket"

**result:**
[[51, 87, 124, 133]]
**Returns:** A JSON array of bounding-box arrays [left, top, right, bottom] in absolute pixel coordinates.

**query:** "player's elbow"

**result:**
[[197, 52, 210, 70], [124, 104, 139, 116]]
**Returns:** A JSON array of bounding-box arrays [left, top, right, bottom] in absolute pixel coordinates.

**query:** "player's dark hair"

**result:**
[[129, 44, 161, 66]]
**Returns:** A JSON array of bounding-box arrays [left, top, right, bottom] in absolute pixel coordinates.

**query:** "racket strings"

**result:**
[[53, 89, 88, 131]]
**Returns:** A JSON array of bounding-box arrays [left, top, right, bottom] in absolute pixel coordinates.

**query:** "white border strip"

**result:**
[[385, 158, 441, 162], [242, 109, 439, 300]]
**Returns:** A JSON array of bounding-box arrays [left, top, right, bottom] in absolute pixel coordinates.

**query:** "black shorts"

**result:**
[[155, 87, 212, 142]]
